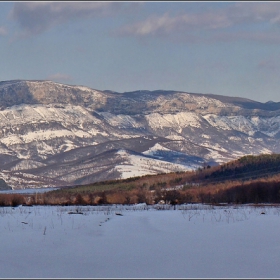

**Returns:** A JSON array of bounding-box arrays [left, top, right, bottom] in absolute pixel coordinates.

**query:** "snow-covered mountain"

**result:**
[[0, 79, 280, 189]]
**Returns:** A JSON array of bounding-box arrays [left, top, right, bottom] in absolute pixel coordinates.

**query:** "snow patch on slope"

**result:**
[[0, 171, 59, 190], [145, 112, 202, 132], [99, 112, 143, 129], [10, 160, 46, 171], [203, 114, 280, 137], [143, 143, 171, 157], [115, 149, 189, 179]]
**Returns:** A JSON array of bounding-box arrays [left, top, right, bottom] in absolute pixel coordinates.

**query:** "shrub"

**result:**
[[10, 194, 24, 207]]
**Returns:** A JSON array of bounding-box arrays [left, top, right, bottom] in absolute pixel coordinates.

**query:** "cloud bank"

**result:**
[[9, 2, 124, 37], [117, 2, 280, 43]]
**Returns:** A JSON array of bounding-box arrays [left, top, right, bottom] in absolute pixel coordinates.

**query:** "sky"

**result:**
[[1, 1, 280, 103]]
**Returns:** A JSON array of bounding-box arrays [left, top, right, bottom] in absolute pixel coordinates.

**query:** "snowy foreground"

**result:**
[[1, 203, 280, 278]]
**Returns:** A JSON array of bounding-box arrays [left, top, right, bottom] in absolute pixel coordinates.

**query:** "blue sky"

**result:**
[[1, 1, 280, 102]]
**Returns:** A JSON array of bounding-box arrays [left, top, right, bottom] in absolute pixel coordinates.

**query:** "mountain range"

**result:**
[[0, 79, 279, 190]]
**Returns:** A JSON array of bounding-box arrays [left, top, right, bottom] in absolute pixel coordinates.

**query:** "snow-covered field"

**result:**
[[0, 203, 280, 278]]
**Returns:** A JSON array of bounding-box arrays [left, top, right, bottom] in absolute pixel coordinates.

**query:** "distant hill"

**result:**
[[39, 153, 280, 205], [0, 179, 11, 191], [199, 153, 280, 183]]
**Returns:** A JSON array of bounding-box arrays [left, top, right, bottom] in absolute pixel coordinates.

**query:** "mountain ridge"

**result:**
[[0, 79, 279, 190]]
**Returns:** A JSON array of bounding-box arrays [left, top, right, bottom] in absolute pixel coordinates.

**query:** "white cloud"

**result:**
[[229, 2, 280, 23], [0, 26, 8, 36], [119, 11, 232, 37], [47, 73, 73, 83], [117, 2, 280, 43]]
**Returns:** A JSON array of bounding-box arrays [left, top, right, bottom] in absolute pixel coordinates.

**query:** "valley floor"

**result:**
[[0, 203, 279, 278]]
